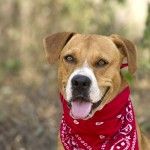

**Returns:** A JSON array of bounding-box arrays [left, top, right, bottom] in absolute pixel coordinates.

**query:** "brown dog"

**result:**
[[43, 32, 150, 150]]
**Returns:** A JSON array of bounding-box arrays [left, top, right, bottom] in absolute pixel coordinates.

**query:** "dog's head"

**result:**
[[43, 32, 137, 120]]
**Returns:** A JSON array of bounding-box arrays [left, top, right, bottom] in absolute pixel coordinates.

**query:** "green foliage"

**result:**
[[0, 59, 22, 74], [143, 4, 150, 47], [117, 0, 125, 4], [45, 0, 116, 34], [141, 121, 150, 133], [140, 59, 150, 71], [122, 70, 134, 85]]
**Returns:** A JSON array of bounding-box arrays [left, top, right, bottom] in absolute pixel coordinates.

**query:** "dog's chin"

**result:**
[[69, 99, 104, 120], [68, 100, 102, 120], [68, 87, 110, 120]]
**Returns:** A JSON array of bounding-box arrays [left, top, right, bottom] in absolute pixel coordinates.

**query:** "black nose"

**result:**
[[71, 75, 91, 89]]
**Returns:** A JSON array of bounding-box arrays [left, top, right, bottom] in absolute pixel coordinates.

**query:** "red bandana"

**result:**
[[60, 87, 139, 150]]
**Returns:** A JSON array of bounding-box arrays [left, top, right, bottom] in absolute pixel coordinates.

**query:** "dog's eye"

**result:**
[[64, 55, 76, 63], [95, 59, 108, 67]]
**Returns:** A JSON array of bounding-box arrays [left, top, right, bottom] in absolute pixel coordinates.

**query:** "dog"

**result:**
[[43, 32, 150, 150]]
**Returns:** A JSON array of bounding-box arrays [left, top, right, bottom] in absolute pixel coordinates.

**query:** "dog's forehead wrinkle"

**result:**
[[68, 34, 114, 49]]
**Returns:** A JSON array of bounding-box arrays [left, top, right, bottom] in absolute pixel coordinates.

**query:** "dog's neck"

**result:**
[[60, 86, 130, 125]]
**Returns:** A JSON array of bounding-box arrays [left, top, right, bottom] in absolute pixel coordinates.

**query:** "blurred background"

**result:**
[[0, 0, 150, 149]]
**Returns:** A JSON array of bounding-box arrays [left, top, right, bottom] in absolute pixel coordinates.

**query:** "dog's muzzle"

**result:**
[[66, 66, 108, 119], [69, 75, 92, 119]]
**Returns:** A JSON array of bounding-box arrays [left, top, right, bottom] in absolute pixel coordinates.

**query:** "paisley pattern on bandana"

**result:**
[[60, 87, 139, 150]]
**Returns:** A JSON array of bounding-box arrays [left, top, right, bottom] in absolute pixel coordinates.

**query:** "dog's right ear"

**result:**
[[43, 32, 75, 64], [110, 34, 137, 74]]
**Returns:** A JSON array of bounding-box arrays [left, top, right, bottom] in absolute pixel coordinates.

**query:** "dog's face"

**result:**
[[43, 32, 136, 120]]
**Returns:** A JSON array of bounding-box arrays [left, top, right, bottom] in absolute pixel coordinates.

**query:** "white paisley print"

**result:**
[[60, 89, 139, 150]]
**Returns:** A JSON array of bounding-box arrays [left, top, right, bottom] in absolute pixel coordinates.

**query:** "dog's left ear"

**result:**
[[43, 32, 76, 64], [110, 34, 137, 74]]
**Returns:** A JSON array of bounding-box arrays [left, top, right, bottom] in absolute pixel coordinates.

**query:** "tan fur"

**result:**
[[43, 32, 150, 150]]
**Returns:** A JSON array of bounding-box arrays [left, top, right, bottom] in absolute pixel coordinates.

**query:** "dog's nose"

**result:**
[[71, 75, 91, 89]]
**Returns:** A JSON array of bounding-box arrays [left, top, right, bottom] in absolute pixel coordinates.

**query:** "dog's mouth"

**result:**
[[68, 87, 110, 120]]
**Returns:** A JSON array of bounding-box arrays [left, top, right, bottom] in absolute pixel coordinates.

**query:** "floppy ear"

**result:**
[[110, 34, 137, 74], [43, 32, 75, 64]]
